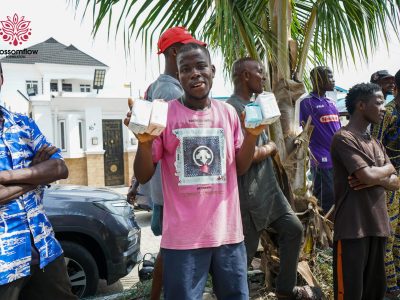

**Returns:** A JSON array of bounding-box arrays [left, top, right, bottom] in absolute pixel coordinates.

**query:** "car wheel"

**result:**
[[61, 241, 99, 298]]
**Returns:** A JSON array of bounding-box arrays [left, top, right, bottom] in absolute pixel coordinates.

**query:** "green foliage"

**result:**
[[70, 0, 400, 80]]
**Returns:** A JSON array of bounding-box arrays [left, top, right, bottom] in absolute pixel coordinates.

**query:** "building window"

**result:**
[[59, 120, 66, 151], [50, 83, 58, 92], [78, 120, 84, 149], [80, 84, 91, 93], [62, 83, 72, 92], [26, 80, 38, 96]]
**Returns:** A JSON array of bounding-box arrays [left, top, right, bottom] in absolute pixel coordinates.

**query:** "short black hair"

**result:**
[[177, 43, 211, 63], [395, 69, 400, 88], [231, 57, 259, 80], [345, 83, 381, 115]]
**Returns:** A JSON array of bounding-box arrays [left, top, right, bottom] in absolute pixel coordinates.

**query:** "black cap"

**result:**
[[370, 70, 394, 83]]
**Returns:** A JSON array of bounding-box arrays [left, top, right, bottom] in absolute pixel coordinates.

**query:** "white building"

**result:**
[[0, 38, 136, 186]]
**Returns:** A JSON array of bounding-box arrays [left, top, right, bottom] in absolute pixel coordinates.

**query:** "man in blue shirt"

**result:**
[[0, 62, 75, 300]]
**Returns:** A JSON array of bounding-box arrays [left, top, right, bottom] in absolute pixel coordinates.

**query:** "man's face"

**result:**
[[177, 48, 215, 101], [246, 61, 266, 94], [361, 91, 386, 124], [377, 77, 395, 96], [322, 70, 335, 91]]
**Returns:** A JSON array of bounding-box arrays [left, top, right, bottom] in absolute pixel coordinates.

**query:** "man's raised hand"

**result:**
[[240, 111, 267, 137], [124, 98, 157, 144]]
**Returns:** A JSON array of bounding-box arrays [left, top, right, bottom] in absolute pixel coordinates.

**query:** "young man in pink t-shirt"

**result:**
[[133, 43, 266, 299]]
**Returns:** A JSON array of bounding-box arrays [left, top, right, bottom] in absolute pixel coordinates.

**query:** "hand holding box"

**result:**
[[146, 99, 168, 136], [128, 99, 168, 136], [255, 92, 281, 125], [244, 103, 263, 128]]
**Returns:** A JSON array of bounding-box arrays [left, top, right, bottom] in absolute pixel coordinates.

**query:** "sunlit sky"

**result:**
[[1, 0, 400, 97]]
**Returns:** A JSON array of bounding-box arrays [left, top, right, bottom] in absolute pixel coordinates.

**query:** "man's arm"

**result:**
[[133, 138, 157, 184], [0, 159, 68, 186], [236, 133, 258, 175], [252, 141, 277, 163], [352, 164, 395, 185], [378, 173, 400, 191], [0, 145, 62, 205], [0, 184, 36, 205], [349, 164, 399, 190]]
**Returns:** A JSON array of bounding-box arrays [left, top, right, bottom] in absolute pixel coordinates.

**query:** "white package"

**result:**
[[255, 92, 281, 124], [146, 99, 168, 136], [128, 99, 152, 134], [244, 104, 263, 128]]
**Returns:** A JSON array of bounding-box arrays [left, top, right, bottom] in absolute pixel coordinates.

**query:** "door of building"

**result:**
[[102, 119, 125, 186]]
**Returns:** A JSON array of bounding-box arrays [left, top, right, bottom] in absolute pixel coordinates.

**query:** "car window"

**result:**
[[46, 188, 123, 200]]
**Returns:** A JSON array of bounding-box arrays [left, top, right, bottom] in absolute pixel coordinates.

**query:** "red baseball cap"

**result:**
[[157, 26, 206, 54]]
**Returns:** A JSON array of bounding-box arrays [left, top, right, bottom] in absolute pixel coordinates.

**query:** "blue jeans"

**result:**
[[311, 166, 334, 214], [162, 242, 249, 300]]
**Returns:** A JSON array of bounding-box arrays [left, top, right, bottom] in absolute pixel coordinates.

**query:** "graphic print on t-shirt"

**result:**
[[173, 128, 226, 186]]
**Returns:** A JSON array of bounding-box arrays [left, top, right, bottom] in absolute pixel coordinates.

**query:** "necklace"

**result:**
[[179, 96, 211, 111]]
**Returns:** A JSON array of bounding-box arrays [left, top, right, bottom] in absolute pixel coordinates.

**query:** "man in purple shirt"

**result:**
[[299, 66, 341, 215]]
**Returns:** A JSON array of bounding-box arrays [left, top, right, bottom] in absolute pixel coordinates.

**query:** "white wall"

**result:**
[[0, 62, 108, 114], [1, 63, 41, 113], [32, 104, 54, 144]]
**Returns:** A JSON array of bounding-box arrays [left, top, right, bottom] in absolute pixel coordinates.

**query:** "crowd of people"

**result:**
[[0, 25, 400, 300]]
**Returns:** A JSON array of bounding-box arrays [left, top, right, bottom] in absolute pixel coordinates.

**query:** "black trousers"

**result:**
[[0, 255, 77, 300], [244, 212, 304, 295], [333, 237, 387, 300]]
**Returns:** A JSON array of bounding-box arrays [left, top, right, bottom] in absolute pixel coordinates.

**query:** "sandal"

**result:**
[[293, 285, 323, 300]]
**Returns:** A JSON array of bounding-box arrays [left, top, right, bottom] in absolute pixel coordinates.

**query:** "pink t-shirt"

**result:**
[[152, 99, 244, 250]]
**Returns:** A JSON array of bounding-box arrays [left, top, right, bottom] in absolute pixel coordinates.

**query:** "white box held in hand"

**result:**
[[255, 92, 281, 124], [244, 103, 263, 128], [146, 99, 168, 136], [128, 99, 152, 134]]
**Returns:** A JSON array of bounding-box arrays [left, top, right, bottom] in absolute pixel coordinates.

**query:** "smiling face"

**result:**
[[360, 90, 386, 124], [377, 77, 395, 97], [177, 48, 215, 105]]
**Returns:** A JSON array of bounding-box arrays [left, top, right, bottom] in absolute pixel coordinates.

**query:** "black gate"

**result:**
[[102, 119, 125, 186]]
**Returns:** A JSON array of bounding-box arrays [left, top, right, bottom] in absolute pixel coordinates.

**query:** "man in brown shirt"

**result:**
[[331, 83, 400, 300]]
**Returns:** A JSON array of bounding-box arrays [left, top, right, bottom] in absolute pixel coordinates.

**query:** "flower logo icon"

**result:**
[[0, 14, 32, 46]]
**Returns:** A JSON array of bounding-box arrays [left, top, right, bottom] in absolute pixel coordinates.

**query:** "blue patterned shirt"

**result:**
[[0, 106, 63, 285]]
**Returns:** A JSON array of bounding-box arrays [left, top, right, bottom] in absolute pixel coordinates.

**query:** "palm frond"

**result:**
[[69, 0, 400, 82]]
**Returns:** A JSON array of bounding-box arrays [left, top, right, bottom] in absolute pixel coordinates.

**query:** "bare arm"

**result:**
[[0, 184, 36, 205], [379, 174, 400, 191], [349, 164, 400, 191], [0, 159, 68, 186], [252, 141, 277, 163], [133, 140, 157, 184], [236, 133, 258, 175], [352, 164, 396, 186]]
